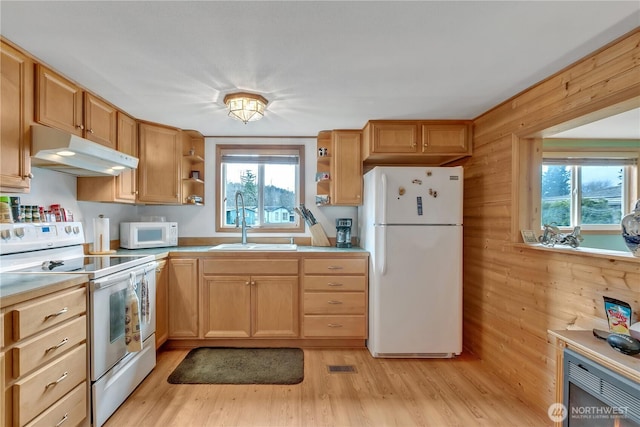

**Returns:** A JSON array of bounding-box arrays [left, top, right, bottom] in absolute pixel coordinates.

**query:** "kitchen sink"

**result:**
[[208, 243, 298, 251]]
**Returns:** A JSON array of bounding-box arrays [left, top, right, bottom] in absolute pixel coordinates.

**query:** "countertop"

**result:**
[[548, 329, 640, 383], [1, 245, 368, 306], [115, 245, 369, 259], [0, 273, 89, 308]]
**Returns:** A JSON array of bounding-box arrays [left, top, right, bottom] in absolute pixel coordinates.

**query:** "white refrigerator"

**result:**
[[358, 166, 463, 358]]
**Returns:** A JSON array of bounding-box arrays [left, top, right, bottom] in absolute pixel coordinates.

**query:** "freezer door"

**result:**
[[368, 224, 462, 356], [369, 166, 463, 225]]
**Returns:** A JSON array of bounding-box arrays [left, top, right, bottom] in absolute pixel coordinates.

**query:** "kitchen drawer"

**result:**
[[24, 381, 87, 427], [203, 259, 299, 275], [304, 258, 366, 275], [12, 288, 86, 341], [304, 292, 365, 315], [14, 343, 86, 426], [304, 275, 366, 292], [12, 315, 86, 378], [303, 315, 366, 337]]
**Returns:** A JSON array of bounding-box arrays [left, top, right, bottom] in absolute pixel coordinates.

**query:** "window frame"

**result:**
[[215, 144, 305, 234], [540, 152, 638, 232]]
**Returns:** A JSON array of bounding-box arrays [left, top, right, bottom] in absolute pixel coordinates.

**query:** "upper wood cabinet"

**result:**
[[316, 130, 363, 206], [35, 64, 83, 136], [362, 120, 473, 166], [421, 122, 470, 154], [181, 130, 205, 205], [331, 130, 362, 205], [365, 121, 418, 154], [0, 39, 33, 193], [137, 121, 182, 204], [83, 92, 117, 149], [35, 64, 118, 149], [76, 111, 138, 203]]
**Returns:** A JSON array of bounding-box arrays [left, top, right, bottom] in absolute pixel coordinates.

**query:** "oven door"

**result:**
[[89, 262, 156, 381]]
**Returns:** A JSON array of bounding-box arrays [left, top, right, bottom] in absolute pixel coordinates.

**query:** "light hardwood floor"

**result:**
[[104, 348, 549, 427]]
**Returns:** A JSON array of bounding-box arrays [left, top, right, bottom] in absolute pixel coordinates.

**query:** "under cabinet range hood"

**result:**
[[30, 124, 139, 176]]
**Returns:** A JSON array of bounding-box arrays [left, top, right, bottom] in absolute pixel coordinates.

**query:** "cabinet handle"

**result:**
[[88, 128, 94, 134], [76, 124, 84, 130], [23, 173, 34, 179], [45, 337, 69, 353], [327, 266, 343, 270], [44, 307, 68, 320], [410, 140, 416, 148], [245, 281, 250, 285], [327, 300, 343, 305], [251, 281, 256, 286], [45, 371, 68, 389], [327, 323, 343, 328], [55, 413, 69, 427], [327, 282, 343, 287]]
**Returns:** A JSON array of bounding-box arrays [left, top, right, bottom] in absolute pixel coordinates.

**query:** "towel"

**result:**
[[125, 272, 143, 352], [141, 270, 150, 325]]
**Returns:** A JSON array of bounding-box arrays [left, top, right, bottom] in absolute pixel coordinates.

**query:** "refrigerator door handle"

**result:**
[[381, 173, 387, 225], [380, 225, 387, 275]]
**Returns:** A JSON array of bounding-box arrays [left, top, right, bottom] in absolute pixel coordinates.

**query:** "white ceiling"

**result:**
[[1, 1, 639, 138]]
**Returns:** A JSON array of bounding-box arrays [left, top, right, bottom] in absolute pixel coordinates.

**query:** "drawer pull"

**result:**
[[327, 266, 343, 270], [45, 371, 68, 389], [55, 413, 69, 427], [44, 307, 68, 320], [327, 282, 343, 287], [327, 323, 343, 328], [327, 300, 343, 305], [45, 337, 69, 353]]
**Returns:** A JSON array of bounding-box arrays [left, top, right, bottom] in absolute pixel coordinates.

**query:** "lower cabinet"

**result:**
[[164, 253, 369, 346], [155, 259, 169, 348], [302, 257, 368, 338], [168, 258, 199, 338], [201, 259, 299, 338], [1, 284, 89, 427]]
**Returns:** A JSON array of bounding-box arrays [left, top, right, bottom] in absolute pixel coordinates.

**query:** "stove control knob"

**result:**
[[1, 229, 12, 240], [64, 225, 72, 234], [15, 227, 25, 239], [73, 226, 80, 234]]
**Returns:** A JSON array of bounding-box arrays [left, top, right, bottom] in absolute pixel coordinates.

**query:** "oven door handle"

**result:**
[[92, 262, 157, 290]]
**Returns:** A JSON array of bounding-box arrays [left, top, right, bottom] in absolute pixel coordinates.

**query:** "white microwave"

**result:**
[[120, 222, 178, 249]]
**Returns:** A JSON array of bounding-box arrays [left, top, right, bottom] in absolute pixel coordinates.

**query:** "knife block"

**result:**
[[310, 223, 331, 247]]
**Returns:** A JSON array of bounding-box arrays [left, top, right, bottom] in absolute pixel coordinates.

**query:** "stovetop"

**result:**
[[0, 222, 154, 280]]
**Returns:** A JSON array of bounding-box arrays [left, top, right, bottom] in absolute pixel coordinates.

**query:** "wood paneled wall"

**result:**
[[460, 28, 640, 413]]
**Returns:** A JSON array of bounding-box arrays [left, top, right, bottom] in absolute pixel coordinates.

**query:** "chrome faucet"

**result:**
[[235, 191, 248, 245]]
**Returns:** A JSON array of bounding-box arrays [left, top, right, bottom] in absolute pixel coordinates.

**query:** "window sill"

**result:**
[[513, 242, 639, 262]]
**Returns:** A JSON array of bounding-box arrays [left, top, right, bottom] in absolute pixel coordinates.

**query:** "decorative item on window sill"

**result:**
[[538, 223, 583, 248], [621, 199, 640, 257], [223, 92, 268, 124]]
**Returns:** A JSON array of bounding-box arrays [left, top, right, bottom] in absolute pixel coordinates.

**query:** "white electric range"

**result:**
[[0, 221, 157, 427]]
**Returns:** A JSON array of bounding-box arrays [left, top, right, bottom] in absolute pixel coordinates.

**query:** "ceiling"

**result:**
[[1, 1, 639, 138]]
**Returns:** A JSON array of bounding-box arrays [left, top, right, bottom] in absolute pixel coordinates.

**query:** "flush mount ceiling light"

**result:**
[[223, 92, 268, 124]]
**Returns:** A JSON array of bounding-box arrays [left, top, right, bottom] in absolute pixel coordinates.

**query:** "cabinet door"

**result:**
[[331, 130, 362, 205], [1, 41, 32, 191], [138, 122, 181, 204], [155, 260, 168, 348], [35, 65, 83, 136], [84, 93, 117, 149], [202, 276, 251, 338], [116, 112, 138, 202], [252, 276, 299, 337], [168, 258, 198, 338], [420, 123, 470, 154], [369, 122, 418, 154]]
